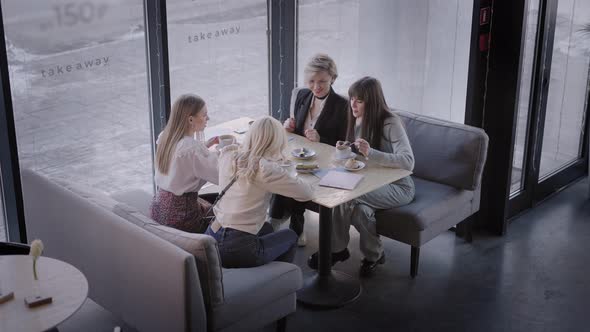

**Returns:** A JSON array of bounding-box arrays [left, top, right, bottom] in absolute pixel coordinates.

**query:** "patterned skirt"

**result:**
[[150, 189, 213, 234]]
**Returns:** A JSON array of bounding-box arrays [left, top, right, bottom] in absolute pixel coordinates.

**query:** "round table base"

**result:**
[[296, 270, 361, 308]]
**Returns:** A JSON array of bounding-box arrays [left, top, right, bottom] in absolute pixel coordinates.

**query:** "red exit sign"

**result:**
[[480, 7, 491, 25]]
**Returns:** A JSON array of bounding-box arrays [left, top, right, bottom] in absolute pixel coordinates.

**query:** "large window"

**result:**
[[166, 0, 269, 127], [297, 0, 473, 123], [511, 0, 541, 194], [2, 0, 153, 194], [0, 165, 5, 241]]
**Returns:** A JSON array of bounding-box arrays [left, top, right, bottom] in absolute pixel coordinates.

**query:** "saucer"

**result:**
[[292, 148, 316, 160], [333, 152, 357, 160], [215, 144, 235, 151], [344, 161, 365, 172]]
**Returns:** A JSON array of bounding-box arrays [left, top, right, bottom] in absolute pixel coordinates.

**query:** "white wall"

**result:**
[[298, 0, 473, 123]]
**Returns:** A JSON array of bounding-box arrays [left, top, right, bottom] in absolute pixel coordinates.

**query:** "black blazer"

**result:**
[[293, 87, 348, 146]]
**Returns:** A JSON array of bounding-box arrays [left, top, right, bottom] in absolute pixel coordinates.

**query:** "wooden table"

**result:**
[[206, 117, 411, 307], [0, 255, 89, 332]]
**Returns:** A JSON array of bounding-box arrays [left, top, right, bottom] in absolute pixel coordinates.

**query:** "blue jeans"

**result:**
[[205, 222, 297, 268]]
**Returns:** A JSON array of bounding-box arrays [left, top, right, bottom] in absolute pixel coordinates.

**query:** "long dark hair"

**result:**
[[346, 77, 394, 150]]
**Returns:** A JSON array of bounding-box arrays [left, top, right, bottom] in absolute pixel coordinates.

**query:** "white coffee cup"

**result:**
[[335, 145, 352, 159], [218, 134, 235, 148]]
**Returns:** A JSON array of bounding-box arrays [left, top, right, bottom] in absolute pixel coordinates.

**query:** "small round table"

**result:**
[[0, 255, 88, 332]]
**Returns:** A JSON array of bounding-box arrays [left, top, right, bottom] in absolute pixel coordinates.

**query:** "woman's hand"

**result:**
[[206, 136, 219, 148], [304, 129, 320, 142], [354, 138, 370, 157], [284, 117, 296, 133]]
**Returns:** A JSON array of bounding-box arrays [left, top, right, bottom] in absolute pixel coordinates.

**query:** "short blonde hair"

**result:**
[[304, 53, 338, 81], [232, 116, 287, 181]]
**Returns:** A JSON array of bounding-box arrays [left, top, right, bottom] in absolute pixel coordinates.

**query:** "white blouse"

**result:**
[[303, 95, 328, 130], [155, 135, 219, 196], [214, 146, 315, 234]]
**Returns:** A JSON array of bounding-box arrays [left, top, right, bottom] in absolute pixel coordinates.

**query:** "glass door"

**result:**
[[509, 0, 589, 216], [538, 0, 589, 182]]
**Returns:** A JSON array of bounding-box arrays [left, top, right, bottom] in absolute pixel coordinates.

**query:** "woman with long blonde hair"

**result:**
[[206, 116, 314, 268], [150, 94, 220, 233]]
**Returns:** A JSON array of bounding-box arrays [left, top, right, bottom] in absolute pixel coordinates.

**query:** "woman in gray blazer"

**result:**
[[308, 76, 416, 277]]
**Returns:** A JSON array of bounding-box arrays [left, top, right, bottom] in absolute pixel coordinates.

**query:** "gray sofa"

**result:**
[[376, 110, 489, 278], [286, 87, 488, 278], [21, 169, 302, 332]]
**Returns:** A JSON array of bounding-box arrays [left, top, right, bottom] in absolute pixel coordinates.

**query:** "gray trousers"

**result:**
[[332, 176, 415, 261]]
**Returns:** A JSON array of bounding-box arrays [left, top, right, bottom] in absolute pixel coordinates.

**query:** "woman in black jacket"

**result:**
[[269, 53, 348, 246]]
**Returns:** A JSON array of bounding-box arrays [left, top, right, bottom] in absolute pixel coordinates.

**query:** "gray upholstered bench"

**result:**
[[22, 170, 301, 332], [376, 110, 489, 278]]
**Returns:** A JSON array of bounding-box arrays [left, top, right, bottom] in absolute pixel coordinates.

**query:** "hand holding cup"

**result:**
[[284, 118, 296, 133], [206, 136, 219, 148]]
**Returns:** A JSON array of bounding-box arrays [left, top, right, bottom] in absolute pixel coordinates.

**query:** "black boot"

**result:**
[[359, 253, 386, 277], [289, 213, 304, 236]]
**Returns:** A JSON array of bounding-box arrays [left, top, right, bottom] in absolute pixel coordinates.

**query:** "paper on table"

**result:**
[[312, 167, 346, 179], [318, 170, 364, 190]]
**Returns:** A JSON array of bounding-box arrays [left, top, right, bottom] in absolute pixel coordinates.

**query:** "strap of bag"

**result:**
[[201, 175, 238, 218]]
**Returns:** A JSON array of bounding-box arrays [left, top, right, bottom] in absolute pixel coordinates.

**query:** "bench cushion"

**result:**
[[111, 189, 153, 216], [376, 177, 474, 232], [396, 110, 488, 191], [110, 191, 225, 308], [213, 262, 302, 331]]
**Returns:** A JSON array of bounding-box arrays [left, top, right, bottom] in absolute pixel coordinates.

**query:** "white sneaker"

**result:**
[[297, 232, 307, 247], [269, 217, 288, 231]]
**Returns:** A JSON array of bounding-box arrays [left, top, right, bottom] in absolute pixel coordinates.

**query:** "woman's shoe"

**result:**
[[359, 253, 386, 277], [307, 248, 350, 270], [269, 217, 288, 231], [297, 232, 307, 247]]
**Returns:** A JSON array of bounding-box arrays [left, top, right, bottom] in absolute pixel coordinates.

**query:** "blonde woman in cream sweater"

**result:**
[[206, 116, 315, 268]]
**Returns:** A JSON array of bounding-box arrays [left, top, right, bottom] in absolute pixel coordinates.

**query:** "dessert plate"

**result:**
[[292, 147, 316, 159], [344, 161, 365, 172]]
